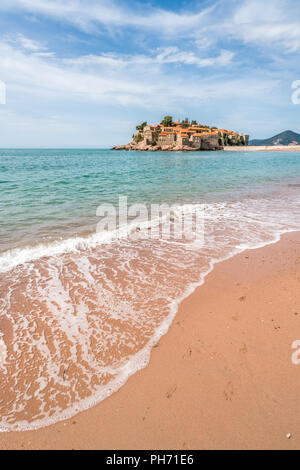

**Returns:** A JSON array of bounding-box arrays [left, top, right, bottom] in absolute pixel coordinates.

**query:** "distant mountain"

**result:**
[[250, 130, 300, 146]]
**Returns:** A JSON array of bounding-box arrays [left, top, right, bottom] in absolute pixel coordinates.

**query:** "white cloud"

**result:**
[[1, 0, 300, 55], [4, 32, 48, 51], [16, 33, 47, 51], [195, 38, 214, 50], [65, 48, 234, 69], [0, 0, 215, 35], [0, 40, 158, 109], [32, 52, 55, 58], [0, 37, 276, 111], [239, 23, 300, 52], [155, 47, 234, 67], [231, 0, 300, 52]]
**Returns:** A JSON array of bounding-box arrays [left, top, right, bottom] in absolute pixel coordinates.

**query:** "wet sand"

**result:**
[[0, 231, 299, 450]]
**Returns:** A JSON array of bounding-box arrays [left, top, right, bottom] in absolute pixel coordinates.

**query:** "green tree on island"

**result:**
[[181, 118, 190, 129], [136, 122, 147, 131], [160, 116, 173, 127], [133, 133, 143, 143]]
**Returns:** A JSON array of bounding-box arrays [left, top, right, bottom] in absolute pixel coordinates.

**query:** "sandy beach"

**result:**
[[224, 146, 300, 151], [0, 231, 299, 450]]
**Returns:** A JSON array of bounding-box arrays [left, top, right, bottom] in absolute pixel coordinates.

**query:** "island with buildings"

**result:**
[[112, 117, 249, 151]]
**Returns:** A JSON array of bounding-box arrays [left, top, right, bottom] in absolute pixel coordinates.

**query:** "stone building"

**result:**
[[158, 132, 177, 147], [191, 134, 202, 149], [143, 129, 156, 145], [177, 133, 190, 146], [240, 134, 249, 145], [200, 134, 221, 150]]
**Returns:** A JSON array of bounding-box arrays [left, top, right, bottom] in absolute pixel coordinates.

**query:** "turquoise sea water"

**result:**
[[0, 149, 300, 431], [1, 149, 300, 252]]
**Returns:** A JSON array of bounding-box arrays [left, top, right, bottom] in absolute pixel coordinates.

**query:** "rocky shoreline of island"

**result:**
[[111, 142, 204, 152], [112, 144, 300, 152]]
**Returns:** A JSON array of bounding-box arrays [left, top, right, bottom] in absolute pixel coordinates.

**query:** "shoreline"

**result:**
[[0, 231, 299, 449], [111, 145, 300, 152], [224, 145, 300, 151]]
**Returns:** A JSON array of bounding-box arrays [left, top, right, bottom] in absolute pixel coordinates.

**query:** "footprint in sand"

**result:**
[[182, 347, 192, 359], [166, 385, 177, 399], [142, 406, 150, 421], [223, 381, 234, 402]]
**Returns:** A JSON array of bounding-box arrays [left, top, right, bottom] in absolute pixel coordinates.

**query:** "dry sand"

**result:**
[[224, 145, 300, 151], [0, 231, 299, 450]]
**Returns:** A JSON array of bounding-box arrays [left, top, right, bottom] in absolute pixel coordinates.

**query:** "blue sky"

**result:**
[[0, 0, 299, 147]]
